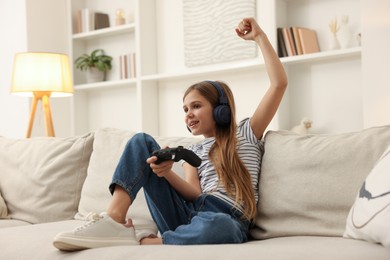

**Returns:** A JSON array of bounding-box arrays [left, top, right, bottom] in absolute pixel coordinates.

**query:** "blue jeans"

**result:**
[[109, 133, 250, 245]]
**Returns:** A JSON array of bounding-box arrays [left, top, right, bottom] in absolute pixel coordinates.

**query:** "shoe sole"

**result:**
[[53, 235, 139, 251]]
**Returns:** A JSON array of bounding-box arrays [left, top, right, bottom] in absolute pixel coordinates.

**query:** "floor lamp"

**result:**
[[10, 52, 74, 138]]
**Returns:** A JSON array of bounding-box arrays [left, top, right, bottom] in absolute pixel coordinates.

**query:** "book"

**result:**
[[282, 27, 296, 56], [81, 8, 92, 32], [119, 53, 136, 79], [94, 12, 110, 30], [277, 26, 320, 57], [75, 10, 82, 33], [277, 28, 288, 57], [289, 27, 298, 55], [297, 28, 320, 54], [131, 53, 136, 78], [291, 27, 303, 55]]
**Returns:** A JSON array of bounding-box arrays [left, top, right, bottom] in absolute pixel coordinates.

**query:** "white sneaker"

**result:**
[[53, 213, 139, 251]]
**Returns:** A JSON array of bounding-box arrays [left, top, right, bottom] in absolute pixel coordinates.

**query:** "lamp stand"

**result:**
[[26, 91, 55, 138]]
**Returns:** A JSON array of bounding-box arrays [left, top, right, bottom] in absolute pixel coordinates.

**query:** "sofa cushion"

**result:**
[[1, 221, 390, 260], [76, 128, 143, 222], [76, 128, 200, 230], [0, 219, 30, 228], [0, 133, 94, 224], [344, 145, 390, 248], [0, 191, 8, 219], [251, 125, 390, 239]]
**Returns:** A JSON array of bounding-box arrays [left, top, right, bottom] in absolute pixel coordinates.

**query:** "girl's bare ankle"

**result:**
[[107, 211, 127, 224], [140, 236, 161, 245]]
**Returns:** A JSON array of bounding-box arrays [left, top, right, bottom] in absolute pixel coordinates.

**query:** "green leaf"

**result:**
[[74, 49, 112, 72]]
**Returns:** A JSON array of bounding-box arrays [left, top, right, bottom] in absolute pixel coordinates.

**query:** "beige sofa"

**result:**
[[1, 126, 390, 260]]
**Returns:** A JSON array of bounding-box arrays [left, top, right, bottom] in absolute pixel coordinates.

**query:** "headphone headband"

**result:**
[[207, 81, 229, 104]]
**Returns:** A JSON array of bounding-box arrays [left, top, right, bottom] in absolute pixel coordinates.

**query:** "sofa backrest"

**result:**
[[2, 124, 389, 240]]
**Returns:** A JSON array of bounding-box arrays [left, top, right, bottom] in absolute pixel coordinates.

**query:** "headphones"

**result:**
[[206, 81, 231, 126]]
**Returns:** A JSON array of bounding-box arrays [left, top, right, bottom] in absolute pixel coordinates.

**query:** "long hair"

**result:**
[[183, 81, 256, 221]]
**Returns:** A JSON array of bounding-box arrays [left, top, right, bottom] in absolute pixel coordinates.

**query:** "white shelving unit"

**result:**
[[68, 0, 362, 136], [269, 0, 362, 132], [68, 0, 159, 135]]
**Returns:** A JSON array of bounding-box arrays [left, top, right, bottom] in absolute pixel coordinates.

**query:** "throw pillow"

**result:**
[[0, 191, 8, 219], [344, 145, 390, 248], [0, 133, 94, 224], [250, 125, 390, 239], [76, 128, 140, 222]]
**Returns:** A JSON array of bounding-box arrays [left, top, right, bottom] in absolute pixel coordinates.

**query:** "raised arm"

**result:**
[[236, 17, 288, 139]]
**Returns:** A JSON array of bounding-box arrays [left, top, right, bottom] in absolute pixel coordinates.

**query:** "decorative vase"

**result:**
[[338, 15, 352, 48], [86, 67, 105, 83], [329, 33, 341, 50], [115, 8, 125, 25]]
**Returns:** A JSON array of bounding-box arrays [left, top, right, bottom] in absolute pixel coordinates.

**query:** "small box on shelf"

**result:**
[[94, 12, 110, 30]]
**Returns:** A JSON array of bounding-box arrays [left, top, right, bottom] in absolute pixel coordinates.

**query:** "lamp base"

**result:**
[[26, 91, 55, 138]]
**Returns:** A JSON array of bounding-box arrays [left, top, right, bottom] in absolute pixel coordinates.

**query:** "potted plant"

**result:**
[[74, 49, 112, 82]]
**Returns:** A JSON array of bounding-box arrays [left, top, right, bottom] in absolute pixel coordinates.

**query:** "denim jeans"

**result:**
[[109, 133, 250, 245]]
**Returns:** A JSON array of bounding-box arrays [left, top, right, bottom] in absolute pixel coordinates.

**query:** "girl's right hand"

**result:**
[[147, 156, 174, 178]]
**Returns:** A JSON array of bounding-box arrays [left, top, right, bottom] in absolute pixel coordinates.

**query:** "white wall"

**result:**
[[362, 0, 390, 127], [0, 0, 29, 138], [285, 57, 363, 134], [0, 0, 71, 138]]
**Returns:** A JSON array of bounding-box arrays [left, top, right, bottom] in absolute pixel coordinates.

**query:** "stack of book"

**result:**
[[119, 53, 136, 79], [75, 9, 110, 33], [277, 27, 320, 57]]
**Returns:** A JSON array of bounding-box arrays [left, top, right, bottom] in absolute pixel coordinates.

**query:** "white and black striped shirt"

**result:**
[[186, 118, 264, 212]]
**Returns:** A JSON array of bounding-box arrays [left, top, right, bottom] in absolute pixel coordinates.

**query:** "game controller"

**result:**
[[151, 146, 201, 167]]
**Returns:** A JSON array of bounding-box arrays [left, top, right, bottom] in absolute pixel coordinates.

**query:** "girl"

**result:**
[[53, 17, 287, 250]]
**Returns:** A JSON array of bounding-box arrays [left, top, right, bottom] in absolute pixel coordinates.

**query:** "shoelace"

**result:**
[[75, 212, 104, 232], [85, 212, 103, 221]]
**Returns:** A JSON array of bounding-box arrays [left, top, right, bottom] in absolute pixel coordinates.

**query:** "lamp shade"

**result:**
[[10, 52, 74, 97]]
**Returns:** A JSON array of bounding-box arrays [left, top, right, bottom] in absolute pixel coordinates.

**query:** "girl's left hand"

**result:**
[[235, 17, 263, 41]]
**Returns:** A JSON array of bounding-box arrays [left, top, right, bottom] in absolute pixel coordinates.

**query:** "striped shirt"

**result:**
[[186, 118, 264, 212]]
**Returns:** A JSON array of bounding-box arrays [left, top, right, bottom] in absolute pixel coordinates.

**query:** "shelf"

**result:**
[[72, 23, 135, 41], [73, 47, 360, 89], [74, 78, 137, 91], [141, 47, 361, 82], [281, 47, 361, 65], [141, 58, 264, 82]]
